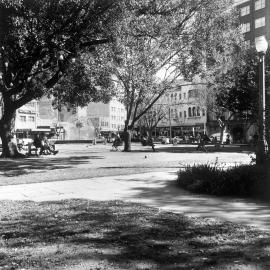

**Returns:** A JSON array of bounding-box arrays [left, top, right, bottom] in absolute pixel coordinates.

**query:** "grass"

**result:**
[[0, 199, 270, 270]]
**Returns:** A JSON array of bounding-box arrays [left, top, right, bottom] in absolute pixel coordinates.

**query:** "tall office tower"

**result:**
[[234, 0, 270, 44]]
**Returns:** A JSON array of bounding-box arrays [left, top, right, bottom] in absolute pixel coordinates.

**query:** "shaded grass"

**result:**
[[0, 167, 174, 186], [0, 199, 270, 270]]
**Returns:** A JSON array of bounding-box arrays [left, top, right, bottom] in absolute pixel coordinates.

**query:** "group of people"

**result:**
[[33, 134, 58, 155], [6, 133, 58, 158], [111, 133, 123, 151]]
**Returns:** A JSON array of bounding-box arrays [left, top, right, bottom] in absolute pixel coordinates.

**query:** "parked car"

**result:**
[[209, 132, 231, 144], [161, 137, 170, 144], [172, 136, 183, 145]]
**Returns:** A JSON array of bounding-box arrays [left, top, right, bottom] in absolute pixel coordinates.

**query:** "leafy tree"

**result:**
[[211, 48, 270, 148], [103, 0, 241, 151], [0, 0, 120, 157], [138, 104, 167, 139]]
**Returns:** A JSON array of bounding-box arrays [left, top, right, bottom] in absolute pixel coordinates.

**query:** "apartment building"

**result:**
[[235, 0, 270, 44], [14, 100, 39, 139], [155, 81, 207, 138], [86, 97, 126, 136]]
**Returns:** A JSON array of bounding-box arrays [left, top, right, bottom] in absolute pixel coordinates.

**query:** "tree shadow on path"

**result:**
[[132, 145, 253, 154], [0, 155, 104, 177], [122, 172, 270, 231]]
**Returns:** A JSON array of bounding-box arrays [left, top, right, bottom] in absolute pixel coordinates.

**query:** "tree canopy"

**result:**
[[0, 0, 243, 156], [0, 0, 120, 157], [100, 0, 242, 150]]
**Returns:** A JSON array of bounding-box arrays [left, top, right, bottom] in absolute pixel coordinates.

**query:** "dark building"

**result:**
[[234, 0, 270, 44]]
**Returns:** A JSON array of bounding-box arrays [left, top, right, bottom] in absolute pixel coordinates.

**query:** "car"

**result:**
[[172, 136, 183, 144], [209, 132, 231, 144], [161, 137, 170, 144]]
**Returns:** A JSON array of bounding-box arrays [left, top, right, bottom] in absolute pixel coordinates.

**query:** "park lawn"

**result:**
[[0, 200, 270, 270]]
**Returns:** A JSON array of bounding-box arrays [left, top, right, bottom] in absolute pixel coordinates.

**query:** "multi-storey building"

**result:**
[[155, 81, 207, 138], [235, 0, 270, 44], [14, 101, 39, 139], [86, 97, 126, 136]]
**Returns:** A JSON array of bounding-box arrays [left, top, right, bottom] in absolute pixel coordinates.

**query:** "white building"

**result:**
[[14, 100, 39, 138], [156, 81, 207, 138], [86, 97, 126, 135]]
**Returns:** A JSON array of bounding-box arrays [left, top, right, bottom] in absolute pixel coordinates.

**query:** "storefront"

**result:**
[[156, 124, 205, 138]]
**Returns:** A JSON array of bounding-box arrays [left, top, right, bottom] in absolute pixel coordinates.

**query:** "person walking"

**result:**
[[196, 133, 208, 152], [112, 134, 121, 151]]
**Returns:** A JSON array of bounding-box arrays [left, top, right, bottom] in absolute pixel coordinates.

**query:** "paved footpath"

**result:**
[[1, 170, 270, 231]]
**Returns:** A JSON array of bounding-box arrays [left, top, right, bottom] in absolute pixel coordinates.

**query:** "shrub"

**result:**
[[177, 163, 270, 200]]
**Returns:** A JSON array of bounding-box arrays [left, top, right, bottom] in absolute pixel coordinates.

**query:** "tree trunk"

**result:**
[[123, 130, 131, 152], [215, 123, 226, 150], [0, 111, 16, 158]]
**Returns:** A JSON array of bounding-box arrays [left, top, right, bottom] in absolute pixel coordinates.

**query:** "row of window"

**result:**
[[241, 16, 265, 33], [100, 121, 109, 127], [111, 115, 125, 121], [244, 35, 267, 47], [111, 107, 125, 113], [111, 124, 124, 129], [166, 89, 199, 103], [170, 107, 206, 119], [240, 0, 265, 16], [19, 115, 35, 122]]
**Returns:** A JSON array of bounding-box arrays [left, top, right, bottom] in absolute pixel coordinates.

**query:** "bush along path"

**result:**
[[177, 162, 270, 201], [0, 199, 270, 270]]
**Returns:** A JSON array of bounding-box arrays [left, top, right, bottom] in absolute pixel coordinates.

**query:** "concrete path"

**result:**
[[0, 170, 270, 231]]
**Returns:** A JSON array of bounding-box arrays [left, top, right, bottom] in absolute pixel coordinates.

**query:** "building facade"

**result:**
[[14, 101, 39, 139], [235, 0, 270, 43], [155, 81, 207, 138], [86, 97, 126, 136]]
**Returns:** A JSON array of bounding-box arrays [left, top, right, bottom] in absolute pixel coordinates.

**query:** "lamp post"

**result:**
[[255, 36, 268, 164]]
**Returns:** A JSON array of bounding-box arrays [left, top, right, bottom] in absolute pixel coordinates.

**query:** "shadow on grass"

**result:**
[[132, 145, 253, 154], [0, 199, 269, 270], [0, 155, 104, 177]]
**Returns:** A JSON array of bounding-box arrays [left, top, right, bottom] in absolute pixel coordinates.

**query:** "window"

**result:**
[[188, 107, 192, 117], [241, 23, 250, 33], [183, 93, 186, 99], [188, 89, 199, 99], [179, 93, 182, 100], [180, 112, 182, 118], [20, 115, 26, 122], [28, 116, 35, 122], [255, 17, 265, 28], [192, 107, 196, 117], [255, 35, 266, 45], [240, 5, 250, 16], [197, 107, 200, 117], [255, 0, 265, 10], [184, 111, 187, 118]]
